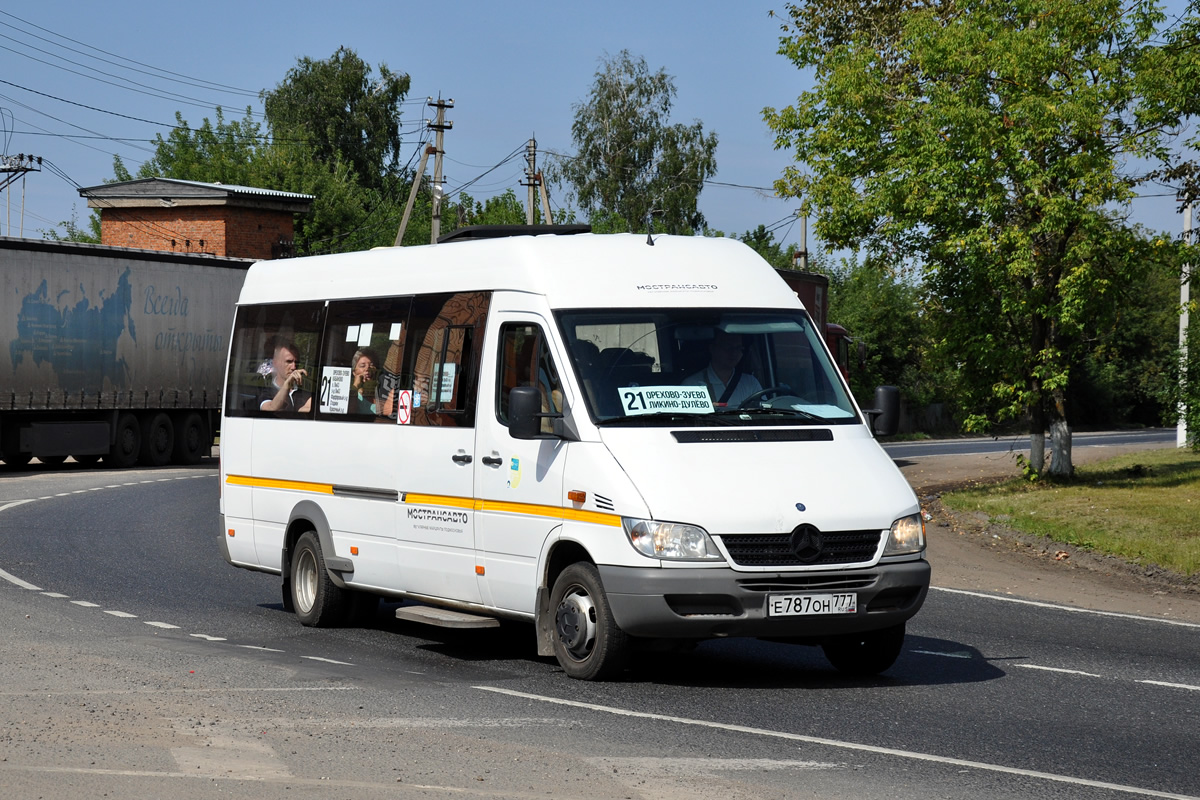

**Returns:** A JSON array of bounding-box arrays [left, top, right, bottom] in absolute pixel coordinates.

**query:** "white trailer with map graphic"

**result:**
[[1, 236, 250, 468]]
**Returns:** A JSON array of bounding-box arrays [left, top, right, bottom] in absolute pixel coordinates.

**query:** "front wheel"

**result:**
[[821, 622, 906, 676], [290, 531, 347, 627], [550, 563, 629, 681]]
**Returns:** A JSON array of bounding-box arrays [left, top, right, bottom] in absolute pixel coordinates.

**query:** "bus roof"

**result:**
[[237, 233, 804, 312]]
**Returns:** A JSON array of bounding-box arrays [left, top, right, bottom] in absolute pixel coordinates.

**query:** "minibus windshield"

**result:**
[[556, 308, 859, 426]]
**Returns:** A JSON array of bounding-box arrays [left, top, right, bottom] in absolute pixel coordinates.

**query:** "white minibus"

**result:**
[[219, 227, 929, 680]]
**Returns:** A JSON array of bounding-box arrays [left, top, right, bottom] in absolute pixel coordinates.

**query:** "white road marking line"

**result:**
[[477, 686, 1199, 800], [103, 610, 137, 619], [913, 649, 972, 659], [301, 656, 354, 666], [931, 586, 1200, 629], [145, 621, 180, 629], [0, 499, 36, 512], [70, 600, 100, 608], [0, 566, 41, 590], [1014, 664, 1101, 678], [1138, 680, 1200, 692], [189, 634, 227, 642], [237, 645, 284, 652], [87, 487, 103, 491], [41, 592, 69, 598]]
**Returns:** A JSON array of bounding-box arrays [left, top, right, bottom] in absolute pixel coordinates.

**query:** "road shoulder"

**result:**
[[898, 446, 1200, 625]]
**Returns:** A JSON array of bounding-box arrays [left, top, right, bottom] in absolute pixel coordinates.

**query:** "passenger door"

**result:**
[[473, 313, 571, 614]]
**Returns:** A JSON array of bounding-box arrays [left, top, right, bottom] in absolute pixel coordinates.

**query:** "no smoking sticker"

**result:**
[[396, 389, 413, 424]]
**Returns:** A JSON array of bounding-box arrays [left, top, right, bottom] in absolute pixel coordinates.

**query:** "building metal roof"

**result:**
[[79, 177, 314, 207]]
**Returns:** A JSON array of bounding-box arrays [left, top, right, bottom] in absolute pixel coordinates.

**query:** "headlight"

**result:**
[[884, 513, 926, 556], [622, 518, 725, 561]]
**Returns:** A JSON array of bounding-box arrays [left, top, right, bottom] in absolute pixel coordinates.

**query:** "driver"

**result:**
[[683, 330, 763, 407]]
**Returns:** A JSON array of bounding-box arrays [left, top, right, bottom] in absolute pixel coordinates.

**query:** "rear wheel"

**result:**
[[550, 563, 629, 681], [821, 622, 906, 676], [138, 413, 174, 467], [104, 414, 141, 468], [290, 531, 347, 627], [172, 412, 208, 465]]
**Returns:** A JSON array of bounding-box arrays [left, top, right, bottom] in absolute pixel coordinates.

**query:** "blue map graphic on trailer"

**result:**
[[9, 268, 136, 393]]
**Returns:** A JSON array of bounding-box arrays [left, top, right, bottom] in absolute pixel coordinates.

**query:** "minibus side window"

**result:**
[[497, 323, 563, 433], [316, 297, 412, 422], [224, 302, 324, 418], [406, 291, 490, 427]]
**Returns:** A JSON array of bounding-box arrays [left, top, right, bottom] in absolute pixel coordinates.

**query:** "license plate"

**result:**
[[768, 593, 857, 616]]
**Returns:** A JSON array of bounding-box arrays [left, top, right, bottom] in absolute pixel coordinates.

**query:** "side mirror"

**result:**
[[863, 385, 899, 437], [508, 386, 543, 440]]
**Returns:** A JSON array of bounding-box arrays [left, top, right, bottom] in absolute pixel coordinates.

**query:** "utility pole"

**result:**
[[522, 138, 538, 225], [791, 212, 808, 272], [1181, 201, 1193, 448], [428, 97, 453, 244], [394, 145, 435, 246], [1, 153, 41, 237]]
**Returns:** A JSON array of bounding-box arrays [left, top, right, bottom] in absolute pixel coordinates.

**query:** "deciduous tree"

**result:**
[[553, 50, 718, 235], [765, 0, 1200, 476]]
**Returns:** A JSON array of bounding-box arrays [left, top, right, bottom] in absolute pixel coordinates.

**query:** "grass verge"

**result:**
[[942, 448, 1200, 577]]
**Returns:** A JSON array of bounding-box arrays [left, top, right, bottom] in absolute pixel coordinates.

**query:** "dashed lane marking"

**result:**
[[1014, 664, 1102, 678]]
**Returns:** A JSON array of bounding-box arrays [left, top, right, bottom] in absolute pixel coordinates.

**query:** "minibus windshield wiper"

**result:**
[[714, 406, 825, 422]]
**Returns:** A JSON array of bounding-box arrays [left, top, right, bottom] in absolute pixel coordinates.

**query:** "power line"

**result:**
[[0, 10, 261, 97]]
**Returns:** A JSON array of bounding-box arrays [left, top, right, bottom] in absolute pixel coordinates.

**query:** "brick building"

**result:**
[[79, 178, 313, 260]]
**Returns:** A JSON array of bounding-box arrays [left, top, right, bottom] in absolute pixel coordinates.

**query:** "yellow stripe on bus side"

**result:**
[[225, 474, 334, 494], [227, 476, 621, 527]]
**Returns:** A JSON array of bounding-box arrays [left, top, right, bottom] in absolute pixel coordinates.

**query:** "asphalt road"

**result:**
[[1, 461, 1198, 799]]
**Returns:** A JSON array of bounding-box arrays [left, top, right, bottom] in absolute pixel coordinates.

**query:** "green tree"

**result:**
[[553, 50, 718, 235], [261, 46, 410, 193], [41, 205, 101, 243], [764, 0, 1200, 477], [829, 258, 928, 408]]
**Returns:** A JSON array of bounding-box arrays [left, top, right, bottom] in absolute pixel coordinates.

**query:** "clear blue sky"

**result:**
[[0, 1, 1192, 251]]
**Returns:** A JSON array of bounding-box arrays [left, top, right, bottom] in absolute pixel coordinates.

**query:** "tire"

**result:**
[[138, 413, 174, 467], [172, 412, 208, 465], [290, 531, 348, 627], [821, 622, 906, 676], [2, 450, 32, 469], [549, 563, 629, 681], [73, 454, 102, 466], [37, 455, 67, 467], [104, 413, 141, 468]]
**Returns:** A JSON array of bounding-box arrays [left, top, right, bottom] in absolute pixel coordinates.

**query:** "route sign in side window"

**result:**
[[405, 291, 491, 428], [497, 323, 563, 433], [316, 297, 412, 422], [224, 302, 324, 419]]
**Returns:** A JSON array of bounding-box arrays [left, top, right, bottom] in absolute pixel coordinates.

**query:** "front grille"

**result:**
[[719, 530, 881, 567]]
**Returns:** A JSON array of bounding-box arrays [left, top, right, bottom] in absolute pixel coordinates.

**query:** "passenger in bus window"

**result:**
[[350, 347, 379, 415], [259, 338, 313, 413]]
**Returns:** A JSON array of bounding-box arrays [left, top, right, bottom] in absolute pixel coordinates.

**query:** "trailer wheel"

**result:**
[[138, 413, 174, 467], [290, 531, 348, 627], [821, 622, 906, 677], [550, 563, 629, 681], [172, 412, 208, 465], [105, 414, 141, 468]]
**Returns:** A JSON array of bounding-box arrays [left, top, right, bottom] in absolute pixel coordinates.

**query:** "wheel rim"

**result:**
[[555, 584, 596, 661], [294, 548, 318, 613]]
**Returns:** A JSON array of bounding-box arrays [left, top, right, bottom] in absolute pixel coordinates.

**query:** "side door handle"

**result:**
[[451, 453, 473, 465], [481, 456, 503, 467]]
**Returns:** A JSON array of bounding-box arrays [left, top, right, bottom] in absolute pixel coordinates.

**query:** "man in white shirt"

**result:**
[[683, 330, 763, 407]]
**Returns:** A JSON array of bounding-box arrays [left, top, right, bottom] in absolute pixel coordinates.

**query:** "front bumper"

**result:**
[[598, 560, 930, 639]]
